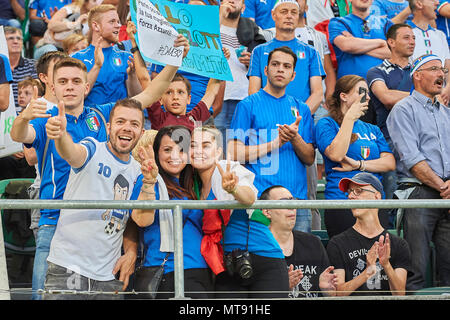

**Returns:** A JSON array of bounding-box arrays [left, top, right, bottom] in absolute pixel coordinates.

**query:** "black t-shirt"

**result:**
[[327, 228, 411, 296], [285, 231, 330, 298]]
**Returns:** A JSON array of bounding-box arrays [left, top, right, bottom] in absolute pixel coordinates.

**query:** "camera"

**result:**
[[224, 249, 253, 279]]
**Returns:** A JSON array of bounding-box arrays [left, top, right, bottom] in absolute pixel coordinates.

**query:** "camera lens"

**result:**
[[239, 264, 253, 279]]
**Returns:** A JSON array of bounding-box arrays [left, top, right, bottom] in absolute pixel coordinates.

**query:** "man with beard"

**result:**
[[72, 4, 141, 105], [10, 34, 189, 299], [41, 98, 145, 300], [216, 0, 266, 152], [229, 46, 315, 233], [387, 54, 450, 291]]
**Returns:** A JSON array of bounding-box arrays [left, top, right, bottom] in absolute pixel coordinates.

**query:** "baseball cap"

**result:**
[[272, 0, 299, 11], [338, 172, 384, 194]]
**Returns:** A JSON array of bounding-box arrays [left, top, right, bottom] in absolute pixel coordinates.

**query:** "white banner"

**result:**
[[136, 0, 183, 67], [0, 26, 22, 158]]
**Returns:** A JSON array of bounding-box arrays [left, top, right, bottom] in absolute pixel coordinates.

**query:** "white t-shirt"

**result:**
[[220, 25, 249, 101], [306, 0, 334, 28], [47, 137, 141, 281], [410, 25, 450, 64]]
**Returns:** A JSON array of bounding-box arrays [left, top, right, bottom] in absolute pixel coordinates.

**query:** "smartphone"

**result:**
[[359, 87, 367, 103], [235, 45, 246, 58]]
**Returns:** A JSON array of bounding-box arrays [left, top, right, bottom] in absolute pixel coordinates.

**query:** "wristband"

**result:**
[[228, 186, 238, 196], [358, 160, 362, 170], [131, 46, 139, 54]]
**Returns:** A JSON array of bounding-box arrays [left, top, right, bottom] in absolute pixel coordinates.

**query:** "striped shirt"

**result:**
[[12, 56, 38, 114]]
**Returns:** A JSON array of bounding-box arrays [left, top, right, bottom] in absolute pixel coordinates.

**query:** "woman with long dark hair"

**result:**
[[315, 75, 395, 239]]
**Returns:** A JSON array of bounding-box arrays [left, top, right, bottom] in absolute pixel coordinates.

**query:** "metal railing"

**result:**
[[1, 199, 450, 300]]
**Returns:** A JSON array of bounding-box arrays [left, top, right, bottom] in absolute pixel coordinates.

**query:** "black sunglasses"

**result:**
[[362, 20, 370, 33]]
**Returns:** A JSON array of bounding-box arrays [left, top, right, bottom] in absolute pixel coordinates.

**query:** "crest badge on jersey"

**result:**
[[291, 106, 300, 118], [361, 146, 370, 159], [113, 57, 122, 66], [86, 114, 100, 132]]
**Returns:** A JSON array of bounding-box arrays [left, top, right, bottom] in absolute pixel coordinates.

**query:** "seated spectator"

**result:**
[[366, 23, 415, 227], [0, 0, 25, 28], [130, 126, 214, 299], [407, 0, 450, 105], [62, 33, 89, 55], [29, 0, 72, 45], [0, 53, 13, 111], [146, 74, 221, 132], [261, 185, 338, 298], [386, 54, 450, 291], [4, 26, 38, 114], [327, 173, 411, 296], [328, 0, 392, 81], [72, 4, 141, 106], [315, 75, 395, 239], [370, 0, 412, 23], [33, 0, 101, 59]]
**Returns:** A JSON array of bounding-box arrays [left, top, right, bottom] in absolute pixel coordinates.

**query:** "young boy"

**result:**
[[17, 78, 44, 111], [147, 74, 222, 131]]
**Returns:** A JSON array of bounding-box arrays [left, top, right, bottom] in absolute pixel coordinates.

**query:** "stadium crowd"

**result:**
[[0, 0, 449, 299]]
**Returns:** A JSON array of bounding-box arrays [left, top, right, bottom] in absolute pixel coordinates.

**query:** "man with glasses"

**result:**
[[328, 0, 393, 80], [326, 172, 411, 296], [261, 185, 338, 298], [387, 53, 450, 291], [4, 26, 38, 114]]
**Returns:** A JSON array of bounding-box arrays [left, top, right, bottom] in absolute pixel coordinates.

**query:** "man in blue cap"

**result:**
[[326, 172, 411, 296], [387, 53, 450, 291]]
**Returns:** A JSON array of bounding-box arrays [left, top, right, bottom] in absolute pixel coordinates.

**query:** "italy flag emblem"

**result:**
[[361, 146, 370, 159], [113, 57, 122, 66]]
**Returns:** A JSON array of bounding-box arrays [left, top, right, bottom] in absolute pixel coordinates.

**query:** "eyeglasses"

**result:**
[[416, 66, 449, 74], [346, 187, 376, 197], [6, 36, 23, 41], [362, 20, 370, 33]]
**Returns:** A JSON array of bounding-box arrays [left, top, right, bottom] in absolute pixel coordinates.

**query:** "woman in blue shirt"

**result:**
[[130, 126, 213, 299], [190, 126, 289, 298], [315, 75, 395, 239]]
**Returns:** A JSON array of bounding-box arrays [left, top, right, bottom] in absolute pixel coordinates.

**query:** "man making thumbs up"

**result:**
[[229, 46, 315, 233]]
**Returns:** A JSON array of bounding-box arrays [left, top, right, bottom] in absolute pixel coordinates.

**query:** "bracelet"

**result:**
[[358, 160, 362, 170], [131, 46, 139, 54], [228, 186, 238, 196], [142, 178, 157, 185]]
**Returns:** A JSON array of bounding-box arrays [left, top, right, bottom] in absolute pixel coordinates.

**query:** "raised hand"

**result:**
[[127, 55, 136, 75], [288, 264, 303, 290], [319, 266, 338, 292], [345, 93, 369, 122], [366, 242, 378, 278], [94, 36, 104, 68], [127, 20, 137, 45], [45, 101, 66, 140], [216, 160, 239, 194], [377, 234, 391, 268], [139, 146, 158, 184], [173, 34, 190, 58], [21, 86, 50, 121]]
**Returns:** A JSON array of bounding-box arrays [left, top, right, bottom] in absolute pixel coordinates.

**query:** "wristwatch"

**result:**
[[130, 46, 139, 54]]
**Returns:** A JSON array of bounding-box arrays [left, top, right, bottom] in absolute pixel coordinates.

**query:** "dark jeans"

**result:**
[[155, 268, 214, 299], [43, 262, 124, 300], [324, 208, 390, 239], [403, 185, 450, 291], [214, 253, 289, 298]]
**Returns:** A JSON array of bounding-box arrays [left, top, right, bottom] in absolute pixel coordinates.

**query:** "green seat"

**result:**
[[0, 178, 36, 254], [312, 230, 329, 248], [413, 287, 450, 296]]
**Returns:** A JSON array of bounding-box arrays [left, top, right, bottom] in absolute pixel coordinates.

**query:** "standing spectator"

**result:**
[[33, 0, 102, 59], [407, 0, 450, 104], [328, 0, 392, 80], [315, 75, 395, 239], [370, 0, 412, 23], [436, 0, 450, 48], [241, 0, 277, 29], [229, 46, 315, 233], [261, 185, 338, 298], [386, 54, 450, 291], [327, 172, 411, 296], [42, 98, 144, 300], [217, 0, 266, 152], [4, 26, 38, 114], [131, 126, 214, 299], [0, 52, 13, 111], [366, 23, 414, 227], [72, 4, 141, 106], [248, 0, 325, 115], [0, 0, 25, 28], [29, 0, 72, 45]]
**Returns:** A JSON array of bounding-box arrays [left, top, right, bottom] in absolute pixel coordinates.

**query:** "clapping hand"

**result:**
[[94, 36, 104, 68], [288, 264, 303, 290], [278, 116, 301, 144], [377, 234, 391, 268], [366, 242, 378, 279], [319, 266, 338, 293]]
